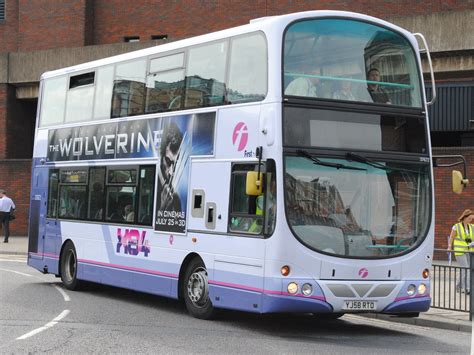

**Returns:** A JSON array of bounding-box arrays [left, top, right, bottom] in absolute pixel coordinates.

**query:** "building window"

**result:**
[[124, 36, 140, 43], [0, 0, 5, 21], [151, 35, 168, 40]]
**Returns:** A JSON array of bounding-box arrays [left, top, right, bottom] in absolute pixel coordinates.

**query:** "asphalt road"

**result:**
[[0, 254, 471, 354]]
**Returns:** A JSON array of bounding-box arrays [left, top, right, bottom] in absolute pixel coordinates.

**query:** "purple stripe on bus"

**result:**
[[75, 260, 324, 300], [210, 280, 326, 301], [383, 296, 431, 313], [29, 251, 324, 300], [209, 280, 264, 293], [394, 294, 430, 302], [29, 252, 59, 259], [78, 258, 179, 279], [261, 293, 333, 313]]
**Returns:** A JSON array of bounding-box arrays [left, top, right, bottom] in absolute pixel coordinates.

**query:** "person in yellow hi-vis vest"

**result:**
[[248, 194, 264, 234], [448, 209, 474, 294]]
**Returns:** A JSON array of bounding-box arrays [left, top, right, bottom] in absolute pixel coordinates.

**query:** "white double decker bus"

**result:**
[[28, 10, 438, 319]]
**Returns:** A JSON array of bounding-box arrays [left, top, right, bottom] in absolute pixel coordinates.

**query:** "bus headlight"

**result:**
[[302, 283, 313, 296], [287, 282, 298, 294], [407, 284, 416, 297], [418, 283, 427, 295]]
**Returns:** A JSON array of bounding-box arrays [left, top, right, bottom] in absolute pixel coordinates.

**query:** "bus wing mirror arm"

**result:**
[[433, 155, 469, 194]]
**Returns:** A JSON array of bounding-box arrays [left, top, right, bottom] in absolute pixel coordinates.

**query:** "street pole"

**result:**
[[470, 252, 474, 321]]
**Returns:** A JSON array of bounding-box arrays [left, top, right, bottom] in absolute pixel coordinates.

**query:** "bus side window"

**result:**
[[112, 59, 147, 118], [146, 53, 185, 114], [47, 170, 60, 218], [88, 167, 106, 220], [137, 166, 156, 225], [186, 40, 227, 108], [228, 32, 267, 104], [264, 162, 276, 236], [228, 164, 264, 235]]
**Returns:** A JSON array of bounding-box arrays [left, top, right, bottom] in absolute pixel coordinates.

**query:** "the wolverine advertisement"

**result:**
[[47, 112, 215, 234]]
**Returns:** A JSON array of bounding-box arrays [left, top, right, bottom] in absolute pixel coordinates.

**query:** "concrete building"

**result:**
[[0, 1, 472, 254]]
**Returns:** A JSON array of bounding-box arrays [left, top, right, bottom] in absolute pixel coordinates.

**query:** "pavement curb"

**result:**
[[359, 313, 472, 333]]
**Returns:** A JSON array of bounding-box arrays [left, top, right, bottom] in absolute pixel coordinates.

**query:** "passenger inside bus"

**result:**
[[366, 68, 391, 104], [124, 204, 135, 222], [107, 199, 123, 222], [285, 64, 319, 98], [332, 79, 356, 101], [89, 182, 105, 220]]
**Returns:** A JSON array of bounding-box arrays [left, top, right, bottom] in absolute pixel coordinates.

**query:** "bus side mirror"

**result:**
[[452, 170, 469, 195], [246, 171, 264, 196]]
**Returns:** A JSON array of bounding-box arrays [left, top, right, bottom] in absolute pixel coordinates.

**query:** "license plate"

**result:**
[[343, 300, 377, 311]]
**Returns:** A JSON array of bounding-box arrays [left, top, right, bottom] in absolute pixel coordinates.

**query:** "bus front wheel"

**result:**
[[60, 241, 81, 290], [183, 258, 215, 319]]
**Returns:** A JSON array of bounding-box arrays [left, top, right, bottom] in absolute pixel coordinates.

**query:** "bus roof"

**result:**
[[40, 10, 414, 80]]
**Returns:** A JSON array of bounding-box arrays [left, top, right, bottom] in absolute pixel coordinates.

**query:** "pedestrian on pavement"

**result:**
[[0, 189, 16, 243], [448, 209, 474, 294]]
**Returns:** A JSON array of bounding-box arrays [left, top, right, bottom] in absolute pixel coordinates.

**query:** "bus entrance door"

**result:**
[[27, 167, 48, 262]]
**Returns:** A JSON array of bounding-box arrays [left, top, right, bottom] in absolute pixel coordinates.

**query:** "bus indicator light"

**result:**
[[281, 265, 290, 276]]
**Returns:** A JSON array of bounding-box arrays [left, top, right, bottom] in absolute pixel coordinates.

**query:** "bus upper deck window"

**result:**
[[283, 19, 422, 108]]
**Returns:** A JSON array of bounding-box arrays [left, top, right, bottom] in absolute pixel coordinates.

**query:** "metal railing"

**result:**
[[431, 249, 474, 319]]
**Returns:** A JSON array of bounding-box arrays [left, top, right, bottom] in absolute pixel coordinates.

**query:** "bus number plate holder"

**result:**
[[343, 300, 377, 311]]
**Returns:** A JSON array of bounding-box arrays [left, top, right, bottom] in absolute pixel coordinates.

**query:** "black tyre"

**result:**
[[183, 258, 215, 319], [60, 241, 81, 290], [314, 312, 345, 320]]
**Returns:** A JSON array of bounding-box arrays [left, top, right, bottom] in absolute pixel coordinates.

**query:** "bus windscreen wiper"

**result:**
[[346, 152, 426, 174], [296, 150, 366, 171]]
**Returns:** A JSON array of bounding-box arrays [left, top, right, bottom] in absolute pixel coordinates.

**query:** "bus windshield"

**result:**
[[285, 156, 430, 258], [283, 18, 422, 108], [284, 155, 430, 258]]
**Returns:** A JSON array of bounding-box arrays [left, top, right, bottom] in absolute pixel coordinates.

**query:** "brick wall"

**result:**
[[91, 1, 267, 44], [433, 148, 474, 259], [267, 0, 474, 17], [72, 1, 474, 46], [1, 1, 473, 52], [17, 0, 89, 52], [0, 159, 31, 236], [0, 0, 19, 52]]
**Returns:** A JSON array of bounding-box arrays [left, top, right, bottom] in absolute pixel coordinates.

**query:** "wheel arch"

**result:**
[[177, 252, 204, 301], [57, 238, 74, 277]]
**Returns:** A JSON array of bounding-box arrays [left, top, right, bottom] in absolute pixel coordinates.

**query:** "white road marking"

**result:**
[[0, 259, 27, 263], [0, 255, 27, 263], [1, 262, 71, 302], [0, 267, 32, 277], [16, 310, 70, 340], [52, 284, 70, 302]]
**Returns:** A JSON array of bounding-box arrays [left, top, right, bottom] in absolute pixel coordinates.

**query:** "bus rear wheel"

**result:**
[[183, 258, 215, 319], [60, 241, 81, 290]]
